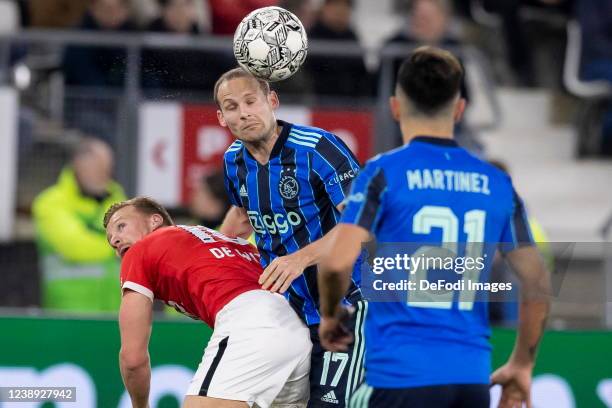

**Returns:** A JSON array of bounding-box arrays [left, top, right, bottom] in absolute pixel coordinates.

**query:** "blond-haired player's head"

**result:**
[[104, 197, 174, 258], [214, 68, 280, 146]]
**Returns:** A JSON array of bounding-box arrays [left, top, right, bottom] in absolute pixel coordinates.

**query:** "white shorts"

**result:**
[[186, 290, 312, 408]]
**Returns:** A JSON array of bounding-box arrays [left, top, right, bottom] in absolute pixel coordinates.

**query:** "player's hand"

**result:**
[[259, 253, 308, 293], [319, 306, 354, 352], [490, 360, 533, 408]]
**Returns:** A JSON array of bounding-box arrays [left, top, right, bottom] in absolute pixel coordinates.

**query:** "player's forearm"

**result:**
[[319, 225, 369, 316], [220, 223, 252, 240], [511, 273, 550, 366], [506, 246, 552, 366], [510, 299, 549, 367], [219, 206, 253, 239], [293, 227, 339, 268], [120, 354, 151, 408], [319, 265, 352, 317]]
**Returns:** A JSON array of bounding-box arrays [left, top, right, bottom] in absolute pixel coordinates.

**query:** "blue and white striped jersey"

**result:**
[[223, 120, 363, 325]]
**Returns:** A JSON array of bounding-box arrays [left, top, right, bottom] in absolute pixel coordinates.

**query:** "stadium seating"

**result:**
[[563, 20, 612, 157]]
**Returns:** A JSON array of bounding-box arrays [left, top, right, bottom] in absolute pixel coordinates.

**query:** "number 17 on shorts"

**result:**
[[308, 300, 367, 407]]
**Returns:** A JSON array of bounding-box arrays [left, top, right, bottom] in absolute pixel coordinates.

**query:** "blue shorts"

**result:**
[[349, 383, 490, 408], [307, 300, 367, 408]]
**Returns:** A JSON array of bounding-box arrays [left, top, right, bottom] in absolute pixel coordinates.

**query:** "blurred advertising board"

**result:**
[[0, 317, 610, 408], [0, 316, 210, 408], [138, 102, 373, 207]]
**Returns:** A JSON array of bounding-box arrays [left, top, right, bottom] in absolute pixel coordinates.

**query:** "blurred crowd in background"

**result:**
[[1, 1, 608, 93], [3, 0, 610, 147], [0, 0, 611, 319], [0, 0, 608, 155]]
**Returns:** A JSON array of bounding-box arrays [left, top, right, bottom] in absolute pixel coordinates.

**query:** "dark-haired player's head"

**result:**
[[391, 46, 465, 126], [214, 68, 279, 146], [104, 197, 174, 258]]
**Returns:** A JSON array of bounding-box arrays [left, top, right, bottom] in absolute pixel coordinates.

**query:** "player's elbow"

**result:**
[[119, 349, 149, 372], [519, 263, 552, 303], [507, 247, 553, 301], [522, 270, 552, 303], [220, 206, 251, 237], [321, 255, 354, 278]]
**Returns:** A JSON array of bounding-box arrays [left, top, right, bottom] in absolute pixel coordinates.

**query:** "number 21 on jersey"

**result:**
[[409, 205, 486, 311]]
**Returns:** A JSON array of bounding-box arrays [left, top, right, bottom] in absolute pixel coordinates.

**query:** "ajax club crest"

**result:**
[[279, 174, 299, 200]]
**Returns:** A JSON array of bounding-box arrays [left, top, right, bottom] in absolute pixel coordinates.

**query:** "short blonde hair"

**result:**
[[213, 67, 271, 107], [103, 196, 174, 229]]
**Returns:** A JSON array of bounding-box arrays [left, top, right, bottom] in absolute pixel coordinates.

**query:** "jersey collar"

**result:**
[[411, 136, 459, 147], [270, 120, 293, 157]]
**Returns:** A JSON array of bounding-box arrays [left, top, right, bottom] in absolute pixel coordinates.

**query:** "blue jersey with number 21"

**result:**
[[341, 136, 534, 388]]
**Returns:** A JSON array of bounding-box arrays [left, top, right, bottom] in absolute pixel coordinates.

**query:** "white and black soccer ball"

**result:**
[[233, 6, 308, 82]]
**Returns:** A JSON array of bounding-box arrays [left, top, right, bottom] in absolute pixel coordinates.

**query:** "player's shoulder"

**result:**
[[463, 151, 513, 186], [352, 151, 396, 185], [224, 140, 244, 160], [286, 122, 344, 152], [458, 151, 517, 202], [364, 144, 411, 169], [136, 226, 184, 249]]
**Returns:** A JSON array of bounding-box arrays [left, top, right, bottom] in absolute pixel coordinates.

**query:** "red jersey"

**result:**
[[120, 225, 262, 327]]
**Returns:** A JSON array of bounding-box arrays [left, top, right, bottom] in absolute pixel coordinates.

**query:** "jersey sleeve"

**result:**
[[311, 133, 361, 207], [119, 243, 155, 301], [499, 188, 535, 254], [223, 156, 242, 207], [340, 161, 388, 232]]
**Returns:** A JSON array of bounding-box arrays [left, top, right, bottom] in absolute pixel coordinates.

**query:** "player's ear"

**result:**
[[217, 109, 227, 128], [269, 90, 279, 110], [149, 214, 164, 230], [453, 97, 466, 123], [389, 96, 401, 122]]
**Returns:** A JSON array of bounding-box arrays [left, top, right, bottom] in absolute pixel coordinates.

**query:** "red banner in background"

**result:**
[[182, 105, 234, 204], [180, 104, 373, 205]]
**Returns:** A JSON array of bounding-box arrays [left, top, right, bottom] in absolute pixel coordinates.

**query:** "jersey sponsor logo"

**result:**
[[327, 169, 357, 186], [321, 390, 339, 404], [239, 184, 248, 197], [345, 192, 365, 203], [279, 174, 300, 200], [247, 210, 302, 235]]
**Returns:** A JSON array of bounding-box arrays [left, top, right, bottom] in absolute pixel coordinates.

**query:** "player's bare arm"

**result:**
[[259, 204, 345, 293], [119, 290, 153, 408], [219, 206, 253, 239], [491, 246, 551, 408], [317, 223, 370, 352]]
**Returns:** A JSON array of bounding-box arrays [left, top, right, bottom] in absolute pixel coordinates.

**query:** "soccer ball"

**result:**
[[233, 6, 308, 82]]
